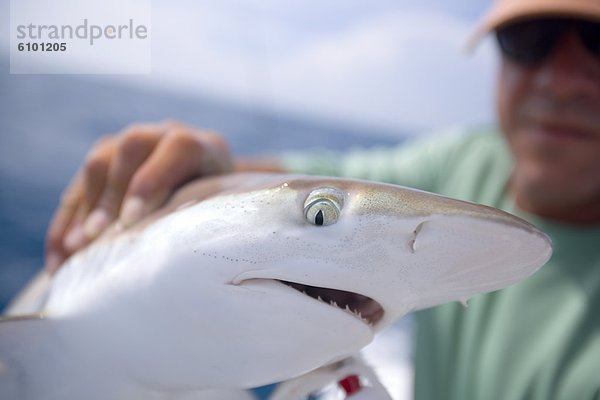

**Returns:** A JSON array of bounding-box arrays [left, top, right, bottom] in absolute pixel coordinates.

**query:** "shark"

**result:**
[[0, 172, 552, 399]]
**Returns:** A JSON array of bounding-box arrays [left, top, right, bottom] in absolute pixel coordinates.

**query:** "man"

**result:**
[[44, 0, 600, 398]]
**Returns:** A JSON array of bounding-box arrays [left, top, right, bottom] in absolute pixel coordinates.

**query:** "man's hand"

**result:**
[[45, 121, 233, 273]]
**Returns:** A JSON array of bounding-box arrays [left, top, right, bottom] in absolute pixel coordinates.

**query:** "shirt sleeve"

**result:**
[[279, 128, 471, 193]]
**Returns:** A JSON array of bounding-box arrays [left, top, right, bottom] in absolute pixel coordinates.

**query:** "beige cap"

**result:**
[[468, 0, 600, 48]]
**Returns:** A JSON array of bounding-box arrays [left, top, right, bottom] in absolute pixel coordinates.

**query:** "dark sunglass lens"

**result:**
[[496, 19, 557, 63], [578, 21, 600, 56]]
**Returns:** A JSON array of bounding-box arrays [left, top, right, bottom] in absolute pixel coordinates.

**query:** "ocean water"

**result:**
[[0, 62, 408, 311]]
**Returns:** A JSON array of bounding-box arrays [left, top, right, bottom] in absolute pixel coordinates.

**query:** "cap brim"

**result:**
[[466, 0, 600, 51]]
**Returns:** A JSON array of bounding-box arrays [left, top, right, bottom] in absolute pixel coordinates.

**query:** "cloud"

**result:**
[[264, 11, 499, 131], [140, 3, 498, 132]]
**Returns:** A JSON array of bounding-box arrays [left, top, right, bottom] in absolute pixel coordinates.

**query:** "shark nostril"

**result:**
[[410, 221, 427, 253]]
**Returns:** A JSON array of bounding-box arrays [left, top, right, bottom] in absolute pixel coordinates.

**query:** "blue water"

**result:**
[[0, 61, 408, 310]]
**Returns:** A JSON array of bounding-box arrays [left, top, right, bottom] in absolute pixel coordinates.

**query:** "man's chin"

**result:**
[[512, 166, 588, 208]]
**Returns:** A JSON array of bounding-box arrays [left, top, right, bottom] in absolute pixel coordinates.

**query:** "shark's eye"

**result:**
[[305, 199, 340, 226], [303, 188, 344, 226]]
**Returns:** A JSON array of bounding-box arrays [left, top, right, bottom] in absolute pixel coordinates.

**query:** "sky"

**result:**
[[2, 0, 499, 133], [145, 0, 499, 132]]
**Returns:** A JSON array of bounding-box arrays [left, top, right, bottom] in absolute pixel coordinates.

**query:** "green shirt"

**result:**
[[281, 126, 600, 400]]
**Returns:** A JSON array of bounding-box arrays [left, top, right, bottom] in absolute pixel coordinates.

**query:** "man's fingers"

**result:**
[[44, 120, 234, 275], [78, 136, 118, 235], [120, 128, 233, 226], [46, 136, 118, 271], [45, 171, 85, 273], [82, 125, 164, 239]]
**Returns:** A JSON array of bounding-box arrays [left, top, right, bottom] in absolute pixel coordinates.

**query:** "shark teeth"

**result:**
[[319, 296, 372, 327], [279, 280, 383, 327]]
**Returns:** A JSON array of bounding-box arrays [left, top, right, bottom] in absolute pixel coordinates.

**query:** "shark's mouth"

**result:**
[[278, 280, 384, 327]]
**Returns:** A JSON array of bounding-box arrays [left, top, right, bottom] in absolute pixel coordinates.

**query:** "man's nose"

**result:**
[[532, 30, 600, 99]]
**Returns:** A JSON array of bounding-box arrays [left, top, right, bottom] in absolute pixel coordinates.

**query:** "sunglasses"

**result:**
[[496, 18, 600, 64]]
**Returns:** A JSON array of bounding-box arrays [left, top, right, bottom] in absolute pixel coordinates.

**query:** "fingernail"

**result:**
[[121, 197, 146, 226], [84, 209, 110, 239], [45, 252, 63, 273], [64, 224, 86, 251]]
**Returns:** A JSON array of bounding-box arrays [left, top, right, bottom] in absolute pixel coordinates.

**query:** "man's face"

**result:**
[[496, 20, 600, 209]]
